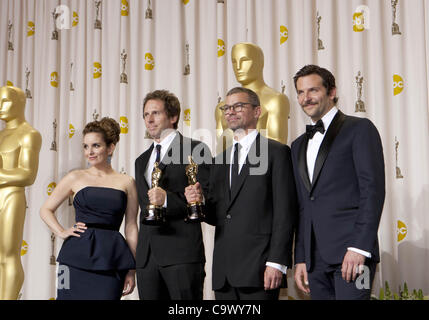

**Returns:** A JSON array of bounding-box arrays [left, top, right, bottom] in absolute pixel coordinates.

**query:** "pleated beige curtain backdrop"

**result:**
[[1, 0, 428, 300]]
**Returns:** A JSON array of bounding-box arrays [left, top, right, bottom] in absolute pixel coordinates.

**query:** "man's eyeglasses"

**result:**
[[219, 102, 254, 113]]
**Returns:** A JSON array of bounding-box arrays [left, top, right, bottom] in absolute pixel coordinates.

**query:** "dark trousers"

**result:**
[[136, 249, 205, 300], [214, 279, 280, 300], [308, 240, 377, 300]]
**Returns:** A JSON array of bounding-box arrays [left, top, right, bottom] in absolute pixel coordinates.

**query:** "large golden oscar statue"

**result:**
[[0, 86, 42, 299], [215, 42, 290, 152]]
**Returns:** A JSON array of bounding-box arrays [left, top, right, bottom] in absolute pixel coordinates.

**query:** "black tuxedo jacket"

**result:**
[[135, 133, 211, 268], [291, 111, 385, 271], [205, 134, 297, 290]]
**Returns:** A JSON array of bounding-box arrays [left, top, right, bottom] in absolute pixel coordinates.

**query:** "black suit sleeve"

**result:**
[[290, 140, 306, 265], [202, 161, 218, 226], [134, 157, 147, 215], [196, 144, 212, 201], [351, 119, 385, 253], [268, 145, 298, 267]]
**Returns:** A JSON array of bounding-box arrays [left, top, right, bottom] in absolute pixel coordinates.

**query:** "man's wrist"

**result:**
[[347, 247, 371, 258], [266, 262, 287, 274]]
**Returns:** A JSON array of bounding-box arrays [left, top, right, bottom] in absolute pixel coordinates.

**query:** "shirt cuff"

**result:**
[[266, 262, 287, 274], [347, 247, 371, 258], [163, 195, 167, 208]]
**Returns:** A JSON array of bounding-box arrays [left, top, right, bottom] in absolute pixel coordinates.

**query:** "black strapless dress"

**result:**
[[56, 187, 135, 300]]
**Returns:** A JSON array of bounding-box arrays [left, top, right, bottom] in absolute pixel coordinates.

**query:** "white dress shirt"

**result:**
[[306, 107, 371, 258], [145, 130, 177, 208], [229, 130, 259, 185], [231, 130, 287, 274]]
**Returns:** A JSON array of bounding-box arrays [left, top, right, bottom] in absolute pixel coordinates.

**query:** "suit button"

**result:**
[[226, 214, 231, 219], [310, 196, 315, 201]]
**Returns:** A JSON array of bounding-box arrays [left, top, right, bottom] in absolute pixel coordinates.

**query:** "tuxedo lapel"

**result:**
[[223, 147, 232, 203], [140, 144, 154, 190], [311, 110, 346, 192], [298, 136, 311, 193], [229, 162, 249, 207]]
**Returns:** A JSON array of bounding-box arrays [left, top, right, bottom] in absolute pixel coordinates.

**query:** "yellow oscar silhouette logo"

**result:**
[[93, 62, 102, 79], [184, 108, 191, 126], [120, 116, 129, 134], [6, 81, 14, 86], [183, 0, 190, 4], [217, 39, 225, 57], [397, 220, 407, 242], [47, 182, 57, 196], [27, 21, 35, 37], [280, 25, 289, 44], [21, 240, 28, 256], [69, 123, 75, 139], [393, 74, 404, 96], [72, 11, 79, 27], [50, 72, 59, 87], [121, 0, 129, 16], [353, 12, 365, 32], [145, 53, 155, 70]]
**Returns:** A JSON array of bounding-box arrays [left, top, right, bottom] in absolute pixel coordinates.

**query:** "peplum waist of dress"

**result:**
[[57, 228, 135, 271]]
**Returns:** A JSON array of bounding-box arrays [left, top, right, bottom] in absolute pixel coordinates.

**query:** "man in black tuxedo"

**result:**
[[291, 65, 385, 300], [135, 90, 211, 300], [185, 87, 297, 300]]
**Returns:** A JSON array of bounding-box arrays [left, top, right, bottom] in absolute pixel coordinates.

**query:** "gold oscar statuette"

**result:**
[[145, 0, 153, 19], [143, 162, 165, 225], [25, 67, 32, 99], [50, 233, 56, 265], [215, 42, 290, 153], [391, 0, 401, 35], [50, 118, 57, 151], [185, 156, 205, 223], [355, 71, 366, 112], [395, 136, 404, 179], [184, 43, 191, 76], [94, 0, 102, 30], [51, 10, 59, 40], [317, 12, 325, 50], [8, 21, 14, 51], [120, 49, 128, 84], [0, 86, 42, 300], [92, 109, 100, 121], [70, 63, 75, 92]]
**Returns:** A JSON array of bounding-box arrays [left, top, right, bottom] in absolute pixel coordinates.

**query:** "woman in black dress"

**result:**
[[40, 117, 138, 299]]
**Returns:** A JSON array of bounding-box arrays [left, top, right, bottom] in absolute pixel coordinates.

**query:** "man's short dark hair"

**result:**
[[226, 87, 260, 107], [143, 90, 181, 129], [293, 65, 339, 104]]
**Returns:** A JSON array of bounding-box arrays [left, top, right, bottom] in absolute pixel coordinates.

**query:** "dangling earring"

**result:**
[[107, 155, 112, 164]]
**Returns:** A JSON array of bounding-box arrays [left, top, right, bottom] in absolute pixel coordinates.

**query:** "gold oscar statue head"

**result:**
[[215, 42, 290, 149], [0, 86, 26, 121], [231, 42, 264, 86]]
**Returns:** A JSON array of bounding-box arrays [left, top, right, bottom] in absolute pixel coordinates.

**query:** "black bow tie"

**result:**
[[306, 120, 325, 139]]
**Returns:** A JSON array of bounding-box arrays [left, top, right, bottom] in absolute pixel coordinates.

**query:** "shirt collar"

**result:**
[[153, 130, 177, 150], [311, 106, 338, 131], [233, 129, 258, 151]]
